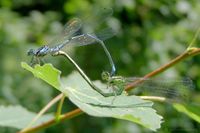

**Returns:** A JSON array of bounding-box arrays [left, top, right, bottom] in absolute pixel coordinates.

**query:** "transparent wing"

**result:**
[[43, 8, 113, 47], [61, 18, 82, 37], [62, 27, 115, 47], [81, 7, 113, 32], [48, 8, 113, 47], [61, 29, 116, 75], [95, 27, 116, 41], [68, 34, 98, 47], [124, 77, 195, 103], [48, 18, 82, 47]]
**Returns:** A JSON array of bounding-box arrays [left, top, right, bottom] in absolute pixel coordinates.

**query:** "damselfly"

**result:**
[[101, 71, 195, 103], [27, 8, 116, 76]]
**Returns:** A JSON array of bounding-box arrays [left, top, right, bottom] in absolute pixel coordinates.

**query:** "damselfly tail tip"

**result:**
[[110, 66, 116, 76]]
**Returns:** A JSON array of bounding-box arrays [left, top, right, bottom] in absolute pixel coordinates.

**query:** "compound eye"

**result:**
[[101, 71, 110, 81], [27, 49, 34, 56]]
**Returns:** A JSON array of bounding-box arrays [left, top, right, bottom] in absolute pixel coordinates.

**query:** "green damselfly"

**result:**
[[101, 71, 194, 103]]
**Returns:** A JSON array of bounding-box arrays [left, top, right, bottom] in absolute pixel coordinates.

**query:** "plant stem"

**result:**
[[18, 108, 83, 133], [20, 93, 64, 132], [55, 93, 65, 122], [125, 48, 200, 91], [139, 96, 166, 102], [21, 48, 200, 132]]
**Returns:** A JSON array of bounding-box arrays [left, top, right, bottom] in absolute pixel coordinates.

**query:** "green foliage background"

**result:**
[[0, 0, 200, 132]]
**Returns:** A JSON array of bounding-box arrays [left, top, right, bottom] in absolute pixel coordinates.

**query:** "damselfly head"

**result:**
[[101, 71, 111, 81], [27, 49, 35, 56]]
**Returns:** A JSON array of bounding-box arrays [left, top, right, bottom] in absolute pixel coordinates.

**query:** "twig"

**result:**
[[18, 108, 82, 133], [125, 48, 200, 91]]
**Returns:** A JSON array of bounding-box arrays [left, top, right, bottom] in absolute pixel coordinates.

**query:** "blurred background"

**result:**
[[0, 0, 200, 132]]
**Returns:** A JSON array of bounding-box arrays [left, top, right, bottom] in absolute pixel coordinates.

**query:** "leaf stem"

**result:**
[[187, 27, 200, 49], [139, 96, 166, 102], [55, 93, 65, 122], [20, 93, 64, 132]]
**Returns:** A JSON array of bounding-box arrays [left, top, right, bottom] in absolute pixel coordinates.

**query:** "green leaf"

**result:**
[[0, 105, 53, 129], [21, 62, 163, 131], [21, 62, 62, 91], [173, 103, 200, 123], [61, 71, 163, 131]]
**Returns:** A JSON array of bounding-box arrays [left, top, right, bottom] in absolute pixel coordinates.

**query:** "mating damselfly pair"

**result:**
[[27, 8, 195, 105]]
